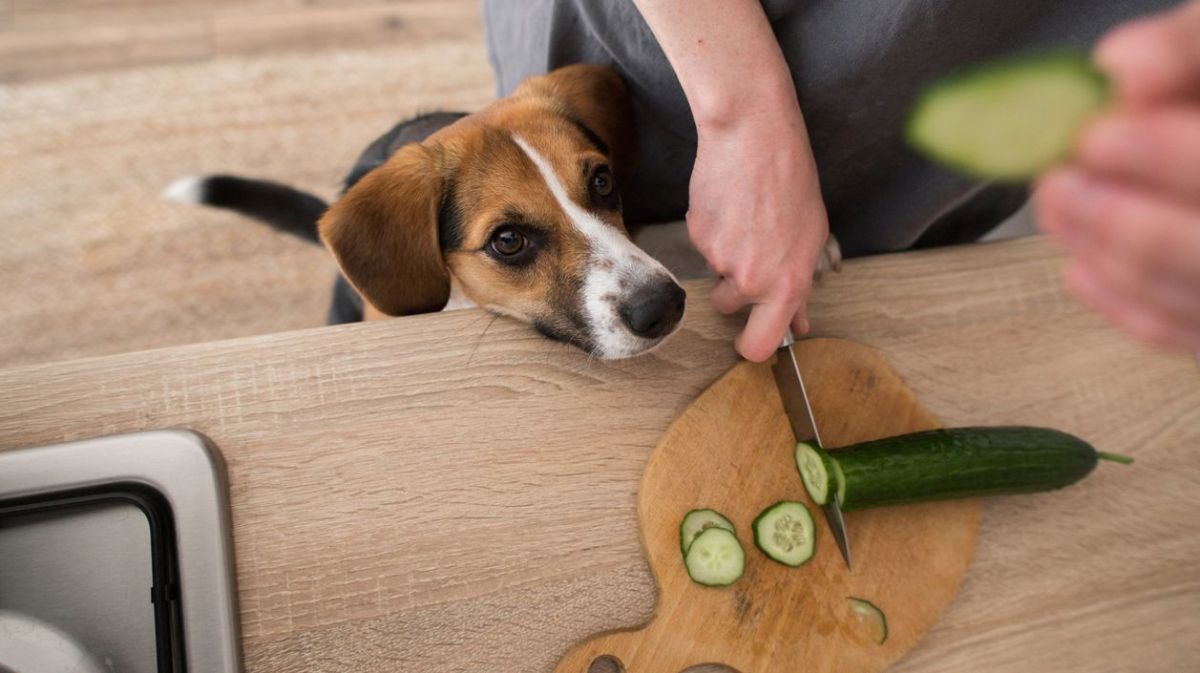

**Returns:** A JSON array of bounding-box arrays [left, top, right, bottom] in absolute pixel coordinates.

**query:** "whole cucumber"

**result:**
[[827, 426, 1130, 512]]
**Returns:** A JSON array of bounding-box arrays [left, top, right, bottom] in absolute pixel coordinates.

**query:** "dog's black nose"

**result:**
[[619, 280, 687, 339]]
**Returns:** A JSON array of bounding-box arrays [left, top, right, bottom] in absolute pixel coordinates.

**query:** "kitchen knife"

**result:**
[[771, 331, 852, 570]]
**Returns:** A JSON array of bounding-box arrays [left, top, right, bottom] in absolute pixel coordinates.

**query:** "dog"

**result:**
[[166, 64, 840, 358]]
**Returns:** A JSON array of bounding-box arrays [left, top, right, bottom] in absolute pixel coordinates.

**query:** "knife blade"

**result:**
[[771, 331, 852, 570]]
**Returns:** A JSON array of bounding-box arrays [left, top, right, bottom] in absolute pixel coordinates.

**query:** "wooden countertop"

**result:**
[[1, 236, 1196, 673]]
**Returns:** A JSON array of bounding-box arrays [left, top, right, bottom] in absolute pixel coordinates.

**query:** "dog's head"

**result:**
[[318, 65, 685, 359]]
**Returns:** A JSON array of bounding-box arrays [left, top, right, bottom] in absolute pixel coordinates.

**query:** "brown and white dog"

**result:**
[[166, 64, 839, 358], [167, 64, 688, 358]]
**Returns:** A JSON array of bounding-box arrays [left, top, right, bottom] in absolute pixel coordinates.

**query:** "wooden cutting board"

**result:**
[[554, 338, 981, 673]]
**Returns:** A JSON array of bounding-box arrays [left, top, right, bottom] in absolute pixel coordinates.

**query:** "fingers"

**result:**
[[1066, 258, 1200, 352], [736, 298, 802, 362], [1079, 246, 1200, 329], [1077, 110, 1200, 206], [710, 278, 749, 315], [1034, 169, 1200, 353], [1035, 169, 1200, 289], [712, 277, 810, 360], [1095, 3, 1200, 107], [1066, 3, 1200, 353], [790, 306, 811, 337]]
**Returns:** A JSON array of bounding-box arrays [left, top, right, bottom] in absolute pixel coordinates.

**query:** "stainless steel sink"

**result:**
[[0, 430, 242, 673]]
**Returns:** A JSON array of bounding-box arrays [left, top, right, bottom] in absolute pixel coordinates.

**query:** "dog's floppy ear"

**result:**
[[318, 144, 450, 316], [517, 64, 637, 184]]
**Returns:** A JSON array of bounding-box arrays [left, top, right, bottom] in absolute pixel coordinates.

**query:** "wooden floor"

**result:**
[[1, 0, 485, 83], [1, 0, 492, 367]]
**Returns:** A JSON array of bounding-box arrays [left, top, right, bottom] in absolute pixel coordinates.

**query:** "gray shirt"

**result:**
[[482, 0, 1172, 257]]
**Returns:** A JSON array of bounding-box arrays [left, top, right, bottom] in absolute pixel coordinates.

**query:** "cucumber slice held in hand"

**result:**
[[906, 52, 1110, 181], [679, 508, 736, 555], [753, 501, 816, 567], [848, 597, 889, 645], [684, 527, 746, 587]]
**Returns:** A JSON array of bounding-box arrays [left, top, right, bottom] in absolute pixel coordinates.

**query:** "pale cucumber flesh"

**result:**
[[907, 53, 1109, 180], [795, 442, 830, 505], [684, 527, 745, 587], [752, 501, 816, 567], [849, 597, 889, 644]]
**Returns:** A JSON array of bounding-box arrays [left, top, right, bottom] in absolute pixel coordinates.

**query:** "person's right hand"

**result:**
[[687, 104, 831, 362], [628, 0, 834, 362]]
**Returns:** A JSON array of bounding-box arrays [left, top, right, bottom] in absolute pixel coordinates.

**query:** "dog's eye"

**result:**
[[590, 166, 615, 198], [490, 227, 526, 256]]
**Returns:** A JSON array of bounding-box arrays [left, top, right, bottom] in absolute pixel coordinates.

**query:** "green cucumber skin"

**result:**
[[832, 426, 1102, 511]]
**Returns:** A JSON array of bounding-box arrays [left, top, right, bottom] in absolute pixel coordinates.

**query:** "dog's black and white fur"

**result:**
[[165, 111, 468, 325]]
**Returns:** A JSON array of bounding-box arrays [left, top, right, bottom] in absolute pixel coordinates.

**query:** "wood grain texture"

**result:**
[[556, 340, 980, 673], [0, 0, 483, 82], [0, 238, 1197, 673], [1, 2, 494, 367]]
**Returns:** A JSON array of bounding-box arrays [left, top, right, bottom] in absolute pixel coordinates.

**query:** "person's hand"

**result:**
[[629, 0, 833, 362], [687, 107, 831, 362], [1034, 0, 1200, 352]]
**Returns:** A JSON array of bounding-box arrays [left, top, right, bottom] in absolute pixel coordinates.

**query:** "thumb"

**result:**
[[735, 299, 798, 362]]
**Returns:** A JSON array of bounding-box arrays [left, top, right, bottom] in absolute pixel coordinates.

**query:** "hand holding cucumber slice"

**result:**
[[907, 52, 1110, 180], [797, 427, 1132, 512]]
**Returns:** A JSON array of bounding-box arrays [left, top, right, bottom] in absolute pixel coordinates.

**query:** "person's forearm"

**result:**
[[632, 0, 802, 130]]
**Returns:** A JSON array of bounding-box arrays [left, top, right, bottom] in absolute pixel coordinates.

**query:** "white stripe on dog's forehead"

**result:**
[[513, 132, 680, 359], [511, 134, 636, 254]]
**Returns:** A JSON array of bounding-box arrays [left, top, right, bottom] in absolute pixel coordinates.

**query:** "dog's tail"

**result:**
[[163, 175, 328, 244]]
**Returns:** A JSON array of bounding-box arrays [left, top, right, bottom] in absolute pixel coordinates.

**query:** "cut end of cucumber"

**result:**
[[795, 442, 831, 505], [832, 457, 846, 506], [907, 52, 1110, 181], [679, 508, 736, 555], [849, 597, 889, 644], [684, 527, 745, 587], [753, 501, 816, 567]]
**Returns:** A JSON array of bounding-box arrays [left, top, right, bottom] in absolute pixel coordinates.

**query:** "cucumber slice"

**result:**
[[796, 442, 847, 506], [906, 52, 1110, 181], [849, 597, 889, 644], [795, 442, 832, 505], [752, 501, 816, 567], [684, 527, 745, 587], [679, 508, 736, 554]]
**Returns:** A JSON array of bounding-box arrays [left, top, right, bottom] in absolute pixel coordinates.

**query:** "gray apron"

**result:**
[[482, 0, 1174, 257]]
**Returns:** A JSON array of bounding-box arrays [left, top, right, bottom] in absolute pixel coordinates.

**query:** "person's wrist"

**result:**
[[689, 72, 802, 137]]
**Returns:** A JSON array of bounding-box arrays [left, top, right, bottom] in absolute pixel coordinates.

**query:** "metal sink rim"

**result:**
[[0, 429, 242, 673]]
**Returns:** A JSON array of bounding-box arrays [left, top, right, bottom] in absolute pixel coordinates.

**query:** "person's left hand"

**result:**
[[1034, 0, 1200, 352]]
